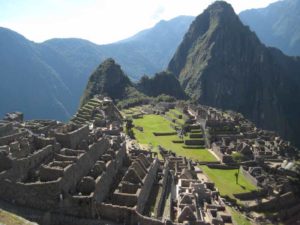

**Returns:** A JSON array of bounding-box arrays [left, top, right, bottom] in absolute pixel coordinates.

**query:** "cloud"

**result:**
[[152, 5, 166, 20]]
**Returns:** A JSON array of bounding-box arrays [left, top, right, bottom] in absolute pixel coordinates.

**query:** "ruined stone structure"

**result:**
[[188, 104, 300, 221], [2, 97, 297, 224], [0, 96, 233, 225]]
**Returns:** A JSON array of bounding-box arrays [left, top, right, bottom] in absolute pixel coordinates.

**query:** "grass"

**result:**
[[131, 112, 256, 223], [228, 207, 253, 225], [0, 209, 36, 225], [132, 115, 217, 162], [201, 166, 257, 199]]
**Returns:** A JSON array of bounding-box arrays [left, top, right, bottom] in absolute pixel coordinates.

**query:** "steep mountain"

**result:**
[[80, 58, 143, 106], [137, 71, 186, 99], [0, 28, 73, 121], [239, 0, 300, 56], [168, 1, 300, 147], [43, 15, 194, 81], [80, 59, 187, 108], [0, 16, 193, 120], [106, 15, 194, 80]]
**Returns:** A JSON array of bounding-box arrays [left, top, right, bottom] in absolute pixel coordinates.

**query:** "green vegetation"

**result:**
[[166, 109, 185, 125], [129, 110, 256, 223], [132, 114, 217, 162], [228, 207, 252, 225], [82, 59, 148, 107], [201, 166, 257, 199], [137, 71, 187, 99], [232, 152, 248, 163]]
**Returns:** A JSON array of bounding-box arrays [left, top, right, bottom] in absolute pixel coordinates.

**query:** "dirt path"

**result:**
[[208, 148, 221, 162]]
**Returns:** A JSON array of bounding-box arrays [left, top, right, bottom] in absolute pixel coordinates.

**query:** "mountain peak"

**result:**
[[200, 1, 237, 25], [167, 1, 300, 147], [80, 58, 132, 106], [206, 1, 235, 14], [168, 1, 248, 83]]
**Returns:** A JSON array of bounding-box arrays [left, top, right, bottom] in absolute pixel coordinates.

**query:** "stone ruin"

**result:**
[[7, 96, 300, 224], [188, 104, 300, 222], [0, 97, 234, 225], [151, 146, 233, 225], [0, 114, 127, 217]]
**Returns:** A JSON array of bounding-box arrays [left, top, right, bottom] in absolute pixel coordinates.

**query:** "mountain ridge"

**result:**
[[239, 0, 300, 56], [80, 58, 186, 106], [168, 1, 300, 147], [0, 16, 193, 120]]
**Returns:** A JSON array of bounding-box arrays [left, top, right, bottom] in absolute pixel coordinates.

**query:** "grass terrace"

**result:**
[[165, 108, 187, 125], [228, 207, 252, 225], [132, 114, 217, 162], [201, 166, 257, 199], [121, 106, 145, 119]]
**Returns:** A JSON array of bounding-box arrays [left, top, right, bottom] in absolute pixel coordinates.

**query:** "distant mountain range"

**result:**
[[240, 0, 300, 56], [0, 16, 193, 120], [1, 0, 300, 135]]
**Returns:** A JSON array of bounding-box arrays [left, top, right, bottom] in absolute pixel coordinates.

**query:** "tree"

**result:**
[[235, 167, 240, 184]]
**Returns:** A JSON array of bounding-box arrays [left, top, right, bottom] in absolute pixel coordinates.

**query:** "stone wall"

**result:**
[[207, 164, 239, 169], [0, 130, 28, 146], [184, 139, 205, 146], [34, 136, 57, 149], [0, 178, 61, 210], [0, 122, 13, 137], [0, 145, 54, 181], [55, 125, 89, 149], [0, 138, 110, 211], [97, 203, 134, 223], [136, 158, 160, 213], [39, 165, 64, 182], [153, 132, 177, 136], [94, 144, 126, 203], [240, 166, 259, 186], [250, 192, 298, 211], [155, 161, 170, 218], [60, 138, 109, 193], [233, 189, 267, 200]]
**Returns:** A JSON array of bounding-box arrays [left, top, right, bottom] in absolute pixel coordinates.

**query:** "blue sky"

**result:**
[[0, 0, 279, 44]]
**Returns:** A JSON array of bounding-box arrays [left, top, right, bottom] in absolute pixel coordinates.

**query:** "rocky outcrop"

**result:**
[[80, 58, 142, 106], [81, 59, 187, 107], [168, 1, 300, 147]]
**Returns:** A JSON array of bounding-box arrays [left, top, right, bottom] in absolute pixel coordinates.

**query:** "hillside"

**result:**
[[0, 16, 193, 120], [80, 59, 188, 108], [80, 58, 143, 106], [42, 15, 194, 81], [137, 71, 187, 99], [0, 28, 73, 121], [168, 1, 300, 147], [239, 0, 300, 56]]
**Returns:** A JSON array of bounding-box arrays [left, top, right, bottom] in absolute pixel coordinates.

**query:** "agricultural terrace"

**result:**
[[201, 166, 257, 199], [122, 108, 257, 203], [131, 114, 217, 162]]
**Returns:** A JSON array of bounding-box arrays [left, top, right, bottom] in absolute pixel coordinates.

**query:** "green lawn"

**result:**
[[201, 166, 257, 199], [133, 115, 217, 162], [228, 207, 253, 225]]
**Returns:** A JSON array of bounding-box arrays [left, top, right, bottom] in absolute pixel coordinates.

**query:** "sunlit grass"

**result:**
[[201, 166, 257, 199], [133, 114, 217, 162]]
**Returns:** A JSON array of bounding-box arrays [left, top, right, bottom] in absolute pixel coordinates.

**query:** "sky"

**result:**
[[0, 0, 279, 44]]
